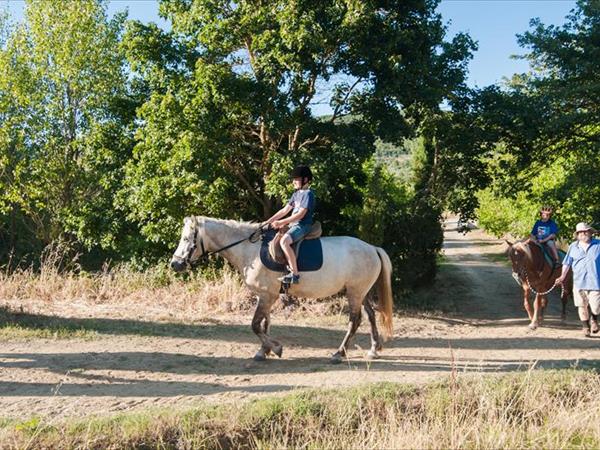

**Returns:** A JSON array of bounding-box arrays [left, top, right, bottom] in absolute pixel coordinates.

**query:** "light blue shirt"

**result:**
[[563, 238, 600, 290], [287, 189, 315, 226]]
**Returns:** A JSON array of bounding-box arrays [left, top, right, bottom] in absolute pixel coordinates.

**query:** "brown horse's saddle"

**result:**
[[268, 221, 322, 265], [534, 241, 566, 270]]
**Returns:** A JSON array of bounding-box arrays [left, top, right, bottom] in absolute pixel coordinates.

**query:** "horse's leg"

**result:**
[[331, 295, 362, 364], [251, 294, 281, 361], [257, 314, 272, 356], [363, 299, 382, 360], [539, 295, 548, 325], [522, 286, 533, 321], [529, 294, 541, 330]]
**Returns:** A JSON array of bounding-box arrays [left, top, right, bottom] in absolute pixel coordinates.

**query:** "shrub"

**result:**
[[359, 161, 443, 298]]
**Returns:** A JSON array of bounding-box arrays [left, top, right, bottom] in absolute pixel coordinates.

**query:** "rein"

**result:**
[[188, 223, 267, 267], [520, 267, 563, 296]]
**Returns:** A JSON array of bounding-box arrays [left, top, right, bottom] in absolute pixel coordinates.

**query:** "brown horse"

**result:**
[[507, 240, 572, 329]]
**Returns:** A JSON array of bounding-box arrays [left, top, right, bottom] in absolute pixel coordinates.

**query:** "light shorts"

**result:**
[[286, 223, 312, 243], [573, 289, 600, 314]]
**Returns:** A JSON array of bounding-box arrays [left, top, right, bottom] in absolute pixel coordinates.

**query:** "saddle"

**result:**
[[533, 241, 565, 269], [259, 222, 323, 273], [268, 221, 322, 265]]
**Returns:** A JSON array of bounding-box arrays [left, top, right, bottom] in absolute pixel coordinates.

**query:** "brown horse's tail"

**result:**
[[375, 247, 394, 340]]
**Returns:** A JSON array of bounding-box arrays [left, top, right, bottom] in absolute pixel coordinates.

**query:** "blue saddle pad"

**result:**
[[536, 242, 565, 267], [260, 229, 323, 273]]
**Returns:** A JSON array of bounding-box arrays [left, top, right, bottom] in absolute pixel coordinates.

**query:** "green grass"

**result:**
[[0, 306, 227, 341], [0, 323, 99, 341], [4, 370, 600, 449], [486, 249, 512, 265], [0, 307, 100, 340]]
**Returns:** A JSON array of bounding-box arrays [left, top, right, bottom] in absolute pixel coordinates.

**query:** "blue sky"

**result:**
[[437, 0, 576, 87], [3, 0, 577, 110]]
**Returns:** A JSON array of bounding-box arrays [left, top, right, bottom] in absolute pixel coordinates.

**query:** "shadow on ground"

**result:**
[[1, 349, 599, 398]]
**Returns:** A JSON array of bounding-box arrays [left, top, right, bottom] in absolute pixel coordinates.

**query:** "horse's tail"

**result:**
[[375, 247, 394, 340]]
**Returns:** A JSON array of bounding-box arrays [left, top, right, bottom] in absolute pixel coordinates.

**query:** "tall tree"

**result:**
[[439, 0, 600, 233], [0, 0, 136, 261], [121, 0, 475, 245]]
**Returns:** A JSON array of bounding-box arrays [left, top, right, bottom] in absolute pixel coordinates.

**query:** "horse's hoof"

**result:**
[[254, 351, 266, 362], [330, 353, 343, 364], [366, 350, 379, 360], [272, 345, 283, 358], [528, 323, 538, 330]]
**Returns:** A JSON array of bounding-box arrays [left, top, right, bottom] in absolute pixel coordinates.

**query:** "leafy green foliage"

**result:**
[[0, 0, 137, 265], [1, 0, 474, 292], [430, 1, 599, 236], [359, 162, 443, 291], [473, 1, 600, 237], [120, 0, 474, 248]]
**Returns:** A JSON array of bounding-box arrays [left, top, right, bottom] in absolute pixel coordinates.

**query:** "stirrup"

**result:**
[[278, 272, 300, 284]]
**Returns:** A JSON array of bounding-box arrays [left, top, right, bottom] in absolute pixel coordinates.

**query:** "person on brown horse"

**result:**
[[529, 205, 560, 268], [264, 165, 316, 285]]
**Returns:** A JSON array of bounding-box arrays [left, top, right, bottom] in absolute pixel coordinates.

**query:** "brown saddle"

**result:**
[[268, 221, 322, 265]]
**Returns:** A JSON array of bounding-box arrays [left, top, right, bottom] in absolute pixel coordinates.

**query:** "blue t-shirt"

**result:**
[[563, 238, 600, 290], [288, 189, 315, 226], [531, 219, 559, 240]]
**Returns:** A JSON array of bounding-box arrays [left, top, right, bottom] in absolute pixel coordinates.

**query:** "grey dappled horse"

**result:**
[[170, 216, 394, 363]]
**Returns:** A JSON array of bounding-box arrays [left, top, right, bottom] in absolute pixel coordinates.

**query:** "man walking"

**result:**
[[555, 222, 600, 336]]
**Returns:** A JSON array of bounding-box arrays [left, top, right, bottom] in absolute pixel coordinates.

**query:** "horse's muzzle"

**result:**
[[170, 258, 187, 273]]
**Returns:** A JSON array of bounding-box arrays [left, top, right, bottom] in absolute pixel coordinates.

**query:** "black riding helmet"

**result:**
[[290, 165, 313, 184]]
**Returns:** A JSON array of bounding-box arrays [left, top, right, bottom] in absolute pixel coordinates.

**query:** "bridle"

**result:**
[[175, 221, 267, 269]]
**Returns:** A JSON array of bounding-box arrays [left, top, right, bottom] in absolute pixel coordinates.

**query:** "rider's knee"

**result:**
[[280, 235, 292, 247]]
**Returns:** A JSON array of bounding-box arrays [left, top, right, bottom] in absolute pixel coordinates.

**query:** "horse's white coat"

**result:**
[[172, 216, 394, 361]]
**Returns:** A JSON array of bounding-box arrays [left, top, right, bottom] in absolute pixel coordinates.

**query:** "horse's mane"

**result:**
[[514, 240, 533, 262], [513, 239, 544, 272], [194, 216, 259, 233]]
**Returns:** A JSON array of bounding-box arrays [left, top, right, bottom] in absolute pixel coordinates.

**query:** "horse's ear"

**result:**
[[505, 239, 514, 247], [184, 216, 198, 226]]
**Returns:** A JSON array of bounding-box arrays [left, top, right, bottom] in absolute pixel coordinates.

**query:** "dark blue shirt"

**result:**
[[531, 219, 559, 240], [288, 189, 315, 226], [563, 238, 600, 290]]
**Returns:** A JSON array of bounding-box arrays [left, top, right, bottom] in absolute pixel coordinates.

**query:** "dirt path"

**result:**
[[1, 218, 598, 421]]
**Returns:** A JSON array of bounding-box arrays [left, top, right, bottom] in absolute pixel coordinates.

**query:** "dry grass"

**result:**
[[2, 370, 600, 449], [0, 258, 254, 315], [0, 250, 359, 339], [0, 257, 358, 342]]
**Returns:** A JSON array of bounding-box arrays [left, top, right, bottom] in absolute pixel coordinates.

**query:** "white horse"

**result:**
[[170, 216, 394, 363]]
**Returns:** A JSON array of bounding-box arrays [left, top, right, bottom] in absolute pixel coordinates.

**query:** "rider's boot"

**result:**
[[278, 272, 300, 284]]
